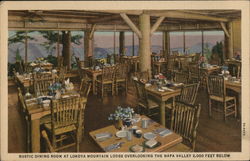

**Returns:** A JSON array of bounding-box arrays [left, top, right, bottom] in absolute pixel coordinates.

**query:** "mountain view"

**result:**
[[8, 31, 224, 63]]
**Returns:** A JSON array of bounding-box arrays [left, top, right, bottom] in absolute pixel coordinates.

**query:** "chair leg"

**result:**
[[234, 98, 237, 118], [223, 102, 227, 121], [26, 118, 31, 153], [208, 99, 212, 117]]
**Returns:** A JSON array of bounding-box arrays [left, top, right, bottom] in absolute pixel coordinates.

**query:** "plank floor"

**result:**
[[8, 80, 241, 153]]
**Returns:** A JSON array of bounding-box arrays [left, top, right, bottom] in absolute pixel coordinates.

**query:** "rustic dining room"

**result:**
[[7, 9, 242, 153]]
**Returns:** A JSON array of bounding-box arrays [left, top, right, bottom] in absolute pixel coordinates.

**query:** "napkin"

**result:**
[[162, 87, 174, 91], [155, 128, 172, 137]]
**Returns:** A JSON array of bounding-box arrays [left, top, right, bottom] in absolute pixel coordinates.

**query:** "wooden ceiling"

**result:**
[[8, 10, 241, 31]]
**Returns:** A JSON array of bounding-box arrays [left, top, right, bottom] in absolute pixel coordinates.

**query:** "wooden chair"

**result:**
[[188, 63, 200, 83], [173, 71, 189, 84], [165, 102, 201, 152], [133, 79, 159, 116], [115, 64, 128, 94], [207, 75, 237, 121], [17, 87, 31, 152], [33, 73, 55, 96], [79, 78, 91, 98], [166, 83, 199, 111], [95, 66, 116, 98], [44, 97, 85, 152]]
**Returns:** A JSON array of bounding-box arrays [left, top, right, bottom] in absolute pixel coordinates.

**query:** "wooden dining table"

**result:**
[[89, 115, 182, 152], [25, 92, 86, 152], [145, 85, 181, 127]]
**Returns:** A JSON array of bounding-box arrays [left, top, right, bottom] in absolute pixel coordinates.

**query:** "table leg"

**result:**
[[31, 119, 40, 152], [160, 101, 166, 127], [92, 75, 96, 95]]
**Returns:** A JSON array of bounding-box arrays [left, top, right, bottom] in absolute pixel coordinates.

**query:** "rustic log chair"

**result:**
[[165, 102, 201, 152], [173, 71, 189, 84], [207, 75, 237, 121], [33, 73, 55, 96], [115, 64, 128, 95], [17, 87, 31, 152], [95, 66, 116, 98], [79, 78, 91, 98], [188, 63, 200, 83], [44, 97, 85, 152], [166, 82, 200, 111], [133, 79, 159, 116]]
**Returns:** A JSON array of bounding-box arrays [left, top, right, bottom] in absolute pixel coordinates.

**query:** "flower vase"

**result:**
[[115, 119, 123, 130]]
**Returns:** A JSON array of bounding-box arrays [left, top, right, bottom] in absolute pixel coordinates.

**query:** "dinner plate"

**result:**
[[115, 130, 127, 138], [143, 132, 157, 140], [129, 144, 145, 152]]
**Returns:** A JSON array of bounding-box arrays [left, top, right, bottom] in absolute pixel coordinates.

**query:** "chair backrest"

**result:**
[[79, 79, 91, 98], [100, 66, 116, 82], [133, 70, 150, 82], [50, 97, 84, 130], [133, 80, 148, 106], [116, 64, 128, 80], [178, 82, 200, 105], [33, 73, 55, 96], [174, 71, 189, 84], [170, 102, 201, 151], [207, 75, 225, 98]]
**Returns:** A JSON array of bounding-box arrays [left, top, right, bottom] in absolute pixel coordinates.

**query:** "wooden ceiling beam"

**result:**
[[220, 22, 230, 37], [88, 14, 121, 24], [144, 10, 229, 22]]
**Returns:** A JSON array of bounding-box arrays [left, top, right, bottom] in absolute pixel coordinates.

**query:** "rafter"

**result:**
[[120, 13, 142, 38], [151, 16, 165, 34]]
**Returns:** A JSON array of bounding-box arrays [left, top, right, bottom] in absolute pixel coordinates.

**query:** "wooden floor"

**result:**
[[8, 80, 241, 153]]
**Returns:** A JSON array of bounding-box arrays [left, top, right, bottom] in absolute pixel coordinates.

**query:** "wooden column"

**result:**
[[227, 22, 234, 59], [57, 31, 60, 57], [163, 31, 170, 59], [62, 31, 71, 69], [139, 14, 151, 76], [201, 31, 204, 56], [132, 32, 135, 56], [119, 31, 125, 56], [84, 30, 94, 67], [25, 31, 28, 63]]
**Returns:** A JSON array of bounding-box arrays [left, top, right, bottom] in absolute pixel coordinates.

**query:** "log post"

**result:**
[[62, 31, 71, 69], [163, 31, 170, 59], [119, 31, 125, 56], [227, 22, 233, 59], [25, 31, 28, 63], [84, 30, 94, 67], [139, 13, 151, 77]]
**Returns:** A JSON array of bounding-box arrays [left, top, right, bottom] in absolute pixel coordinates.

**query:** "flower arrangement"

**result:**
[[198, 55, 207, 66], [154, 73, 166, 80], [48, 82, 62, 92], [108, 106, 135, 121]]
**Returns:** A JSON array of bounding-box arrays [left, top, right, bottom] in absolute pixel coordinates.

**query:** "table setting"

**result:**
[[91, 106, 176, 152]]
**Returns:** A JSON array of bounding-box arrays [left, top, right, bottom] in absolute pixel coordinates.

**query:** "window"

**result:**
[[203, 31, 224, 62], [8, 31, 26, 64], [124, 32, 139, 56], [184, 31, 202, 54], [151, 32, 163, 54], [94, 31, 119, 59], [169, 32, 184, 55]]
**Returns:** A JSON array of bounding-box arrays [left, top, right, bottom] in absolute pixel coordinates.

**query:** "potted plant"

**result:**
[[108, 106, 135, 129]]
